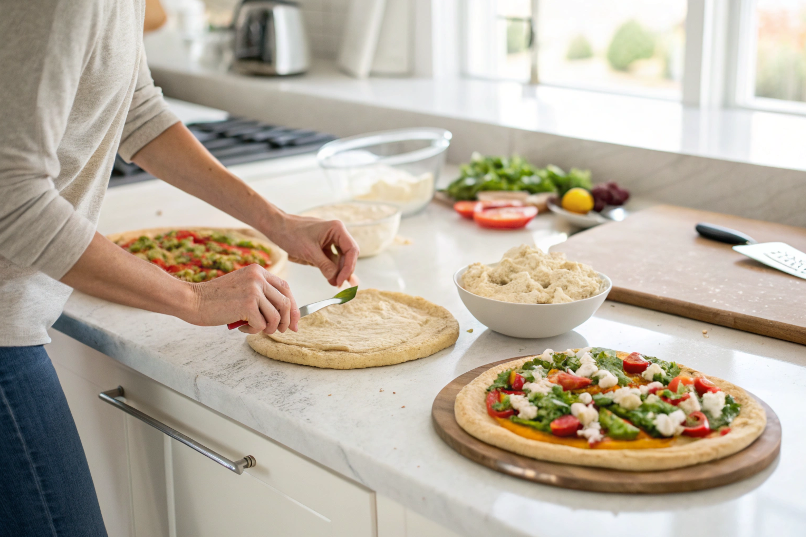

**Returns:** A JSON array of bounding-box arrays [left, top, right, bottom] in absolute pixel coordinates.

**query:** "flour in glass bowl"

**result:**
[[461, 245, 603, 304]]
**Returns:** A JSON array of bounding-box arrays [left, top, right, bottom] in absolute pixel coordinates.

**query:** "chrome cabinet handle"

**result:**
[[99, 387, 256, 475]]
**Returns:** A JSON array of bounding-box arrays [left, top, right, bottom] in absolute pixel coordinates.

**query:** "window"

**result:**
[[735, 0, 806, 112], [461, 0, 806, 115]]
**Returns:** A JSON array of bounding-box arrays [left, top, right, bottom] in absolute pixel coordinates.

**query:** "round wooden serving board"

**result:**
[[432, 358, 781, 494]]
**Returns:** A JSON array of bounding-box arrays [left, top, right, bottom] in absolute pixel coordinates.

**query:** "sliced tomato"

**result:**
[[474, 206, 538, 229], [511, 374, 525, 391], [668, 375, 694, 393], [646, 384, 663, 395], [501, 389, 525, 395], [662, 392, 691, 406], [694, 377, 720, 396], [151, 258, 167, 269], [485, 390, 515, 419], [682, 411, 711, 438], [550, 415, 581, 437], [454, 201, 480, 219], [550, 371, 592, 391], [175, 230, 201, 241], [166, 264, 188, 274], [720, 428, 731, 436], [622, 352, 649, 374]]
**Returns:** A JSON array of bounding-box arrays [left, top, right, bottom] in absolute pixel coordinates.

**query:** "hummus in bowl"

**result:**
[[454, 245, 611, 338]]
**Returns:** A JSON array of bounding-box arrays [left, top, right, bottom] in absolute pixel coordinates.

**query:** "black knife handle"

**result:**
[[695, 223, 757, 245]]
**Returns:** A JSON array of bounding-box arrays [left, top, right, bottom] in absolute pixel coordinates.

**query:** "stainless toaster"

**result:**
[[232, 0, 310, 76]]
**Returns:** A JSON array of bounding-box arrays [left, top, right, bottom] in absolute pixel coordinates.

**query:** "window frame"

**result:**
[[455, 0, 806, 116]]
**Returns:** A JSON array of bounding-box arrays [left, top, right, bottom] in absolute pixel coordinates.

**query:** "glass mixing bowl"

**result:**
[[316, 128, 452, 217]]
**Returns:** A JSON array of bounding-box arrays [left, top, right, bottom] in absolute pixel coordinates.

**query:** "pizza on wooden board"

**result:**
[[108, 227, 287, 282], [455, 348, 766, 471]]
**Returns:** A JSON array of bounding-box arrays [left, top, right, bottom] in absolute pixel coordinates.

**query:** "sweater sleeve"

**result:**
[[117, 47, 180, 163], [0, 0, 98, 280]]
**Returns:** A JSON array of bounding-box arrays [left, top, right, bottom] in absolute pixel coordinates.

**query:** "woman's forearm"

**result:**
[[131, 123, 283, 235], [60, 232, 197, 321]]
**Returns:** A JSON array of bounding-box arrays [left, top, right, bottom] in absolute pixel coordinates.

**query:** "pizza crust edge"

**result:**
[[454, 355, 767, 471], [247, 290, 460, 369], [106, 227, 288, 276]]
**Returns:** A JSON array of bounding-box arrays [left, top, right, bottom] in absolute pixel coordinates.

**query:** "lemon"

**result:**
[[561, 188, 594, 214]]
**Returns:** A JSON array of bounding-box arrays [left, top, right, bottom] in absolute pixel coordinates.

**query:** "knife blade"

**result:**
[[227, 286, 359, 330], [695, 223, 806, 280]]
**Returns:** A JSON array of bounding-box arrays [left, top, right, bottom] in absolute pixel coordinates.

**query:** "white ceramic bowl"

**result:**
[[453, 265, 612, 338], [300, 201, 401, 258]]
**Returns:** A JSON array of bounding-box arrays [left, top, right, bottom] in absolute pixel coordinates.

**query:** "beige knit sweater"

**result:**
[[0, 0, 180, 345]]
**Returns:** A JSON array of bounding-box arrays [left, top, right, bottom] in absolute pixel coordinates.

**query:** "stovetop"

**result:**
[[110, 117, 335, 187]]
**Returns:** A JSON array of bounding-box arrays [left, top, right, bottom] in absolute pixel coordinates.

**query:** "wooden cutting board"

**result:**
[[432, 358, 781, 493], [553, 205, 806, 345]]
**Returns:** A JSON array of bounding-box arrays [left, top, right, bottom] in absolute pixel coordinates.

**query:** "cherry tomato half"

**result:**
[[668, 375, 694, 393], [622, 352, 649, 374], [474, 206, 538, 229], [550, 414, 582, 437], [694, 377, 721, 396], [485, 390, 515, 419], [661, 392, 691, 406], [682, 411, 711, 438]]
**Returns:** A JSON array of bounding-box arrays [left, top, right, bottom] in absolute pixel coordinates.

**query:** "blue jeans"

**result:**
[[0, 345, 107, 536]]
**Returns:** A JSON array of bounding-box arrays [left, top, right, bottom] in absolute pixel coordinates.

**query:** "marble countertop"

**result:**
[[54, 158, 806, 537]]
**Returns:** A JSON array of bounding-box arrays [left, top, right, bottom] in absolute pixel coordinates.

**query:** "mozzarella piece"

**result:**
[[644, 393, 661, 405], [611, 387, 643, 410], [678, 394, 702, 415], [575, 347, 592, 358], [509, 395, 537, 420], [571, 403, 599, 426], [639, 381, 664, 395], [594, 369, 618, 389], [575, 359, 599, 379], [540, 349, 554, 360], [577, 392, 593, 405], [532, 365, 547, 379], [577, 421, 604, 444], [522, 379, 554, 396], [654, 410, 686, 437], [642, 363, 663, 382], [702, 391, 727, 418]]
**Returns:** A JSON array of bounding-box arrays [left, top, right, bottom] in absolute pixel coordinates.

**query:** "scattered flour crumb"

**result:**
[[461, 244, 603, 304]]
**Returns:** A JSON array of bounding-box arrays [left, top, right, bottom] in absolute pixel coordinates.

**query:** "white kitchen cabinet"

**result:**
[[47, 331, 376, 537]]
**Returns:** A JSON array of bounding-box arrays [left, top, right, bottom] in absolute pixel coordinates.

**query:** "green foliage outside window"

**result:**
[[606, 20, 655, 72]]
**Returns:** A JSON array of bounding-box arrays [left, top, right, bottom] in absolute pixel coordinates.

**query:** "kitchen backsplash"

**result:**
[[201, 0, 351, 60]]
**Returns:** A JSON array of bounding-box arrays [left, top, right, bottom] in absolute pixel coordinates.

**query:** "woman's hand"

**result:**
[[188, 264, 300, 334], [268, 214, 359, 287]]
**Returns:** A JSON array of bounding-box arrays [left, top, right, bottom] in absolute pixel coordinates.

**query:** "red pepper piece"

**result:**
[[720, 428, 731, 436], [682, 411, 711, 438], [622, 352, 649, 374], [550, 415, 582, 437], [661, 392, 691, 406], [501, 390, 525, 395], [550, 371, 592, 391], [486, 390, 515, 419], [694, 377, 721, 396], [511, 373, 525, 391]]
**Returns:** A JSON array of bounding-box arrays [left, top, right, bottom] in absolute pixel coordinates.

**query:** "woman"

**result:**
[[0, 1, 358, 535]]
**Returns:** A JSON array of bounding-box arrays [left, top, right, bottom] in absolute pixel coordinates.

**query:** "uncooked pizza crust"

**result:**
[[247, 289, 459, 369], [107, 227, 287, 275], [455, 353, 766, 471]]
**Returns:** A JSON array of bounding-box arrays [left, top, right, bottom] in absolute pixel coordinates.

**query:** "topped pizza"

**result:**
[[110, 227, 286, 282], [455, 348, 766, 471]]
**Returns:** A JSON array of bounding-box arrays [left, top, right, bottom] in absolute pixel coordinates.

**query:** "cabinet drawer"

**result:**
[[48, 330, 375, 537]]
